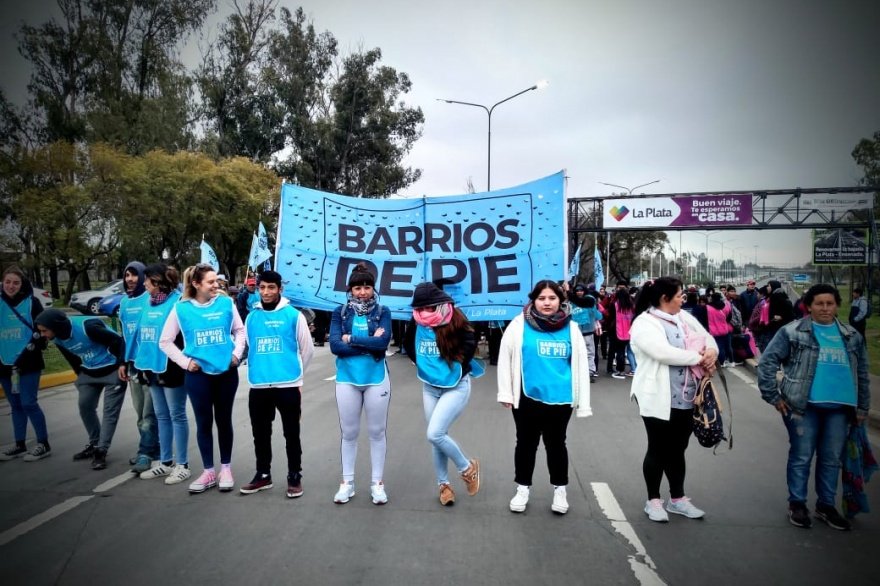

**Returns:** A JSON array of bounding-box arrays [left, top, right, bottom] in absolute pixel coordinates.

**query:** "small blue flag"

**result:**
[[199, 240, 220, 272], [594, 246, 605, 287], [568, 243, 582, 281]]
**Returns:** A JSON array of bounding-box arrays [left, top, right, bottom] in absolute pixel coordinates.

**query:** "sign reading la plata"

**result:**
[[602, 194, 753, 229]]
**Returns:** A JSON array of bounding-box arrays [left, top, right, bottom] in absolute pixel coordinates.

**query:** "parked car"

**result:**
[[70, 279, 124, 315], [99, 292, 123, 317], [31, 287, 54, 310]]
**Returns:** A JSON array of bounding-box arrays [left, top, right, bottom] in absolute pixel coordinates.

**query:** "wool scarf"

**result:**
[[523, 302, 571, 332], [413, 303, 453, 327]]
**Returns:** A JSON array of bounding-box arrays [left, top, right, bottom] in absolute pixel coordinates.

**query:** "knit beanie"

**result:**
[[347, 263, 376, 290], [410, 282, 453, 308], [34, 308, 72, 339]]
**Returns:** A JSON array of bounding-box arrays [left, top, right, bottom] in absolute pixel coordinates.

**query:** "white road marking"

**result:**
[[727, 366, 758, 389], [0, 496, 94, 546], [324, 375, 337, 381], [591, 482, 666, 586], [93, 470, 136, 493], [0, 470, 136, 546]]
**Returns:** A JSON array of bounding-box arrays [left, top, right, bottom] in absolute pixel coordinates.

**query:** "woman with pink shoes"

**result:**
[[160, 264, 246, 494]]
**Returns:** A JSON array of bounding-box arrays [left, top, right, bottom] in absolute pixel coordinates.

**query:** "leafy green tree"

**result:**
[[852, 130, 880, 187]]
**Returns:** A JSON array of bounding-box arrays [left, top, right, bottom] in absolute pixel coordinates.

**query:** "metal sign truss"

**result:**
[[568, 186, 878, 233]]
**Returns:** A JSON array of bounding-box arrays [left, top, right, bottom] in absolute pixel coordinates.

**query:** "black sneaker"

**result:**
[[240, 473, 273, 495], [73, 444, 96, 461], [815, 503, 851, 531], [91, 449, 107, 470], [0, 444, 28, 461], [788, 502, 812, 528]]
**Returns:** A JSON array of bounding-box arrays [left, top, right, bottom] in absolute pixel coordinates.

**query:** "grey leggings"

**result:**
[[335, 372, 391, 483]]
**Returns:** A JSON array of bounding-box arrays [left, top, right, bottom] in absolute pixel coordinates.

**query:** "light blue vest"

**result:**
[[54, 316, 117, 370], [414, 325, 464, 388], [133, 291, 180, 374], [247, 291, 261, 311], [176, 296, 235, 375], [0, 297, 32, 365], [119, 292, 148, 362], [336, 314, 387, 386], [522, 325, 573, 405], [245, 304, 303, 386]]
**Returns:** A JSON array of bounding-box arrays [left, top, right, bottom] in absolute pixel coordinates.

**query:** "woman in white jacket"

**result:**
[[497, 280, 592, 515], [629, 277, 718, 523]]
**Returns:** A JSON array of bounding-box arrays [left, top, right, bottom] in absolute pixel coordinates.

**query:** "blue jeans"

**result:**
[[1, 372, 48, 443], [185, 369, 238, 468], [782, 404, 849, 507], [422, 377, 471, 484], [713, 333, 733, 364], [626, 344, 637, 373], [149, 380, 189, 465], [130, 376, 159, 459]]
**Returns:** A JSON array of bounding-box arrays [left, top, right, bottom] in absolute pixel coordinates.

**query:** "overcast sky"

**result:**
[[3, 0, 878, 267]]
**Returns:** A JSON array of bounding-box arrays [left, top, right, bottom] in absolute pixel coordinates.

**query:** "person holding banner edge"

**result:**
[[160, 263, 246, 494], [497, 279, 592, 514], [329, 263, 393, 505], [404, 282, 482, 507]]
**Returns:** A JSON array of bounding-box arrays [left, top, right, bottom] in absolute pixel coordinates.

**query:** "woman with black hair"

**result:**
[[607, 288, 636, 379], [497, 280, 592, 514], [630, 277, 718, 523], [329, 263, 393, 505], [135, 264, 191, 486], [404, 282, 482, 507]]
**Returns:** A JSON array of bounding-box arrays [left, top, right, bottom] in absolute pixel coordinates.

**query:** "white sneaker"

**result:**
[[551, 486, 569, 514], [666, 496, 705, 519], [164, 464, 192, 485], [140, 464, 171, 479], [644, 498, 669, 522], [218, 467, 234, 492], [370, 482, 388, 505], [509, 485, 530, 513], [334, 482, 355, 504]]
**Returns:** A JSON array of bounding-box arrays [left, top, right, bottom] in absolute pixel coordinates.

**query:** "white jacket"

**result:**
[[496, 314, 592, 418], [629, 309, 717, 420]]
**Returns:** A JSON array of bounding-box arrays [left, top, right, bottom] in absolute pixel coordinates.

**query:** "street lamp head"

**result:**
[[535, 79, 550, 90]]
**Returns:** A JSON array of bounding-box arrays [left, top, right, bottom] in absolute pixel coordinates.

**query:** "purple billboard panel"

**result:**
[[669, 194, 753, 227]]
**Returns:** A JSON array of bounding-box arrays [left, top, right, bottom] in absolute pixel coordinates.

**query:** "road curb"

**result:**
[[742, 358, 880, 431], [0, 371, 76, 400]]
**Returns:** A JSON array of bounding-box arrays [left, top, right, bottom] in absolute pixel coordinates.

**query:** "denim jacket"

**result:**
[[329, 302, 392, 361], [757, 317, 870, 416]]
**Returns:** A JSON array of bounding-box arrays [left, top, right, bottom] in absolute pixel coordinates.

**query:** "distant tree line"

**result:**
[[0, 0, 424, 301]]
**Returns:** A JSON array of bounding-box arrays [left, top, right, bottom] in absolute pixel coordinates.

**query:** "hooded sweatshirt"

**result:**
[[0, 275, 46, 375], [35, 309, 124, 377], [119, 261, 147, 364]]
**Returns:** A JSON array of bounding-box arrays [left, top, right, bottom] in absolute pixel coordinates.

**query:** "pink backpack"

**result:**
[[615, 302, 633, 340], [759, 299, 770, 326]]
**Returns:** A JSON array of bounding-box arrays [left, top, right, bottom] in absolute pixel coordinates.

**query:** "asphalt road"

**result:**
[[1, 348, 878, 586]]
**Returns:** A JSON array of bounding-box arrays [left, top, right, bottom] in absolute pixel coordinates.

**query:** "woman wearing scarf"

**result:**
[[135, 264, 191, 486], [497, 280, 592, 515], [403, 282, 482, 507], [629, 277, 718, 523], [0, 266, 50, 461], [329, 264, 393, 505]]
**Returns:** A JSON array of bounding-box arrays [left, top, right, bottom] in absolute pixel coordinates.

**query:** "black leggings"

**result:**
[[642, 408, 693, 500]]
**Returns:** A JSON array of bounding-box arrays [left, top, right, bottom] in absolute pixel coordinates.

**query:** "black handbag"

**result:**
[[692, 367, 732, 452]]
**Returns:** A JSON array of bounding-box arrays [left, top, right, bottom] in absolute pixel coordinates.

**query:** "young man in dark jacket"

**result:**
[[35, 309, 126, 470]]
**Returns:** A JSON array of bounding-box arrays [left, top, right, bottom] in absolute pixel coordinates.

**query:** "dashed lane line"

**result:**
[[0, 470, 136, 545], [591, 482, 666, 586]]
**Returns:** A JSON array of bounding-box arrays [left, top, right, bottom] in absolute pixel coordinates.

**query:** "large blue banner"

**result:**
[[275, 171, 566, 321]]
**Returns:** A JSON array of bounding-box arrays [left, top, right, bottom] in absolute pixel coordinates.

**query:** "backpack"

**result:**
[[728, 304, 743, 332], [692, 368, 732, 452]]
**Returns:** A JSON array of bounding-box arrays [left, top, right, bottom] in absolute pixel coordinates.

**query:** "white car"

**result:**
[[31, 287, 54, 310], [70, 279, 124, 315]]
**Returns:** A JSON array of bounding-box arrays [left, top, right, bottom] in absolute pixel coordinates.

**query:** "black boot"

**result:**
[[91, 448, 108, 470]]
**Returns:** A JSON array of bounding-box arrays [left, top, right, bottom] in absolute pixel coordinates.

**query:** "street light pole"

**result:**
[[438, 80, 549, 191]]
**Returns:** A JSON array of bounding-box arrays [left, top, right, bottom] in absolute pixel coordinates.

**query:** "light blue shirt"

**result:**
[[809, 322, 856, 406]]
